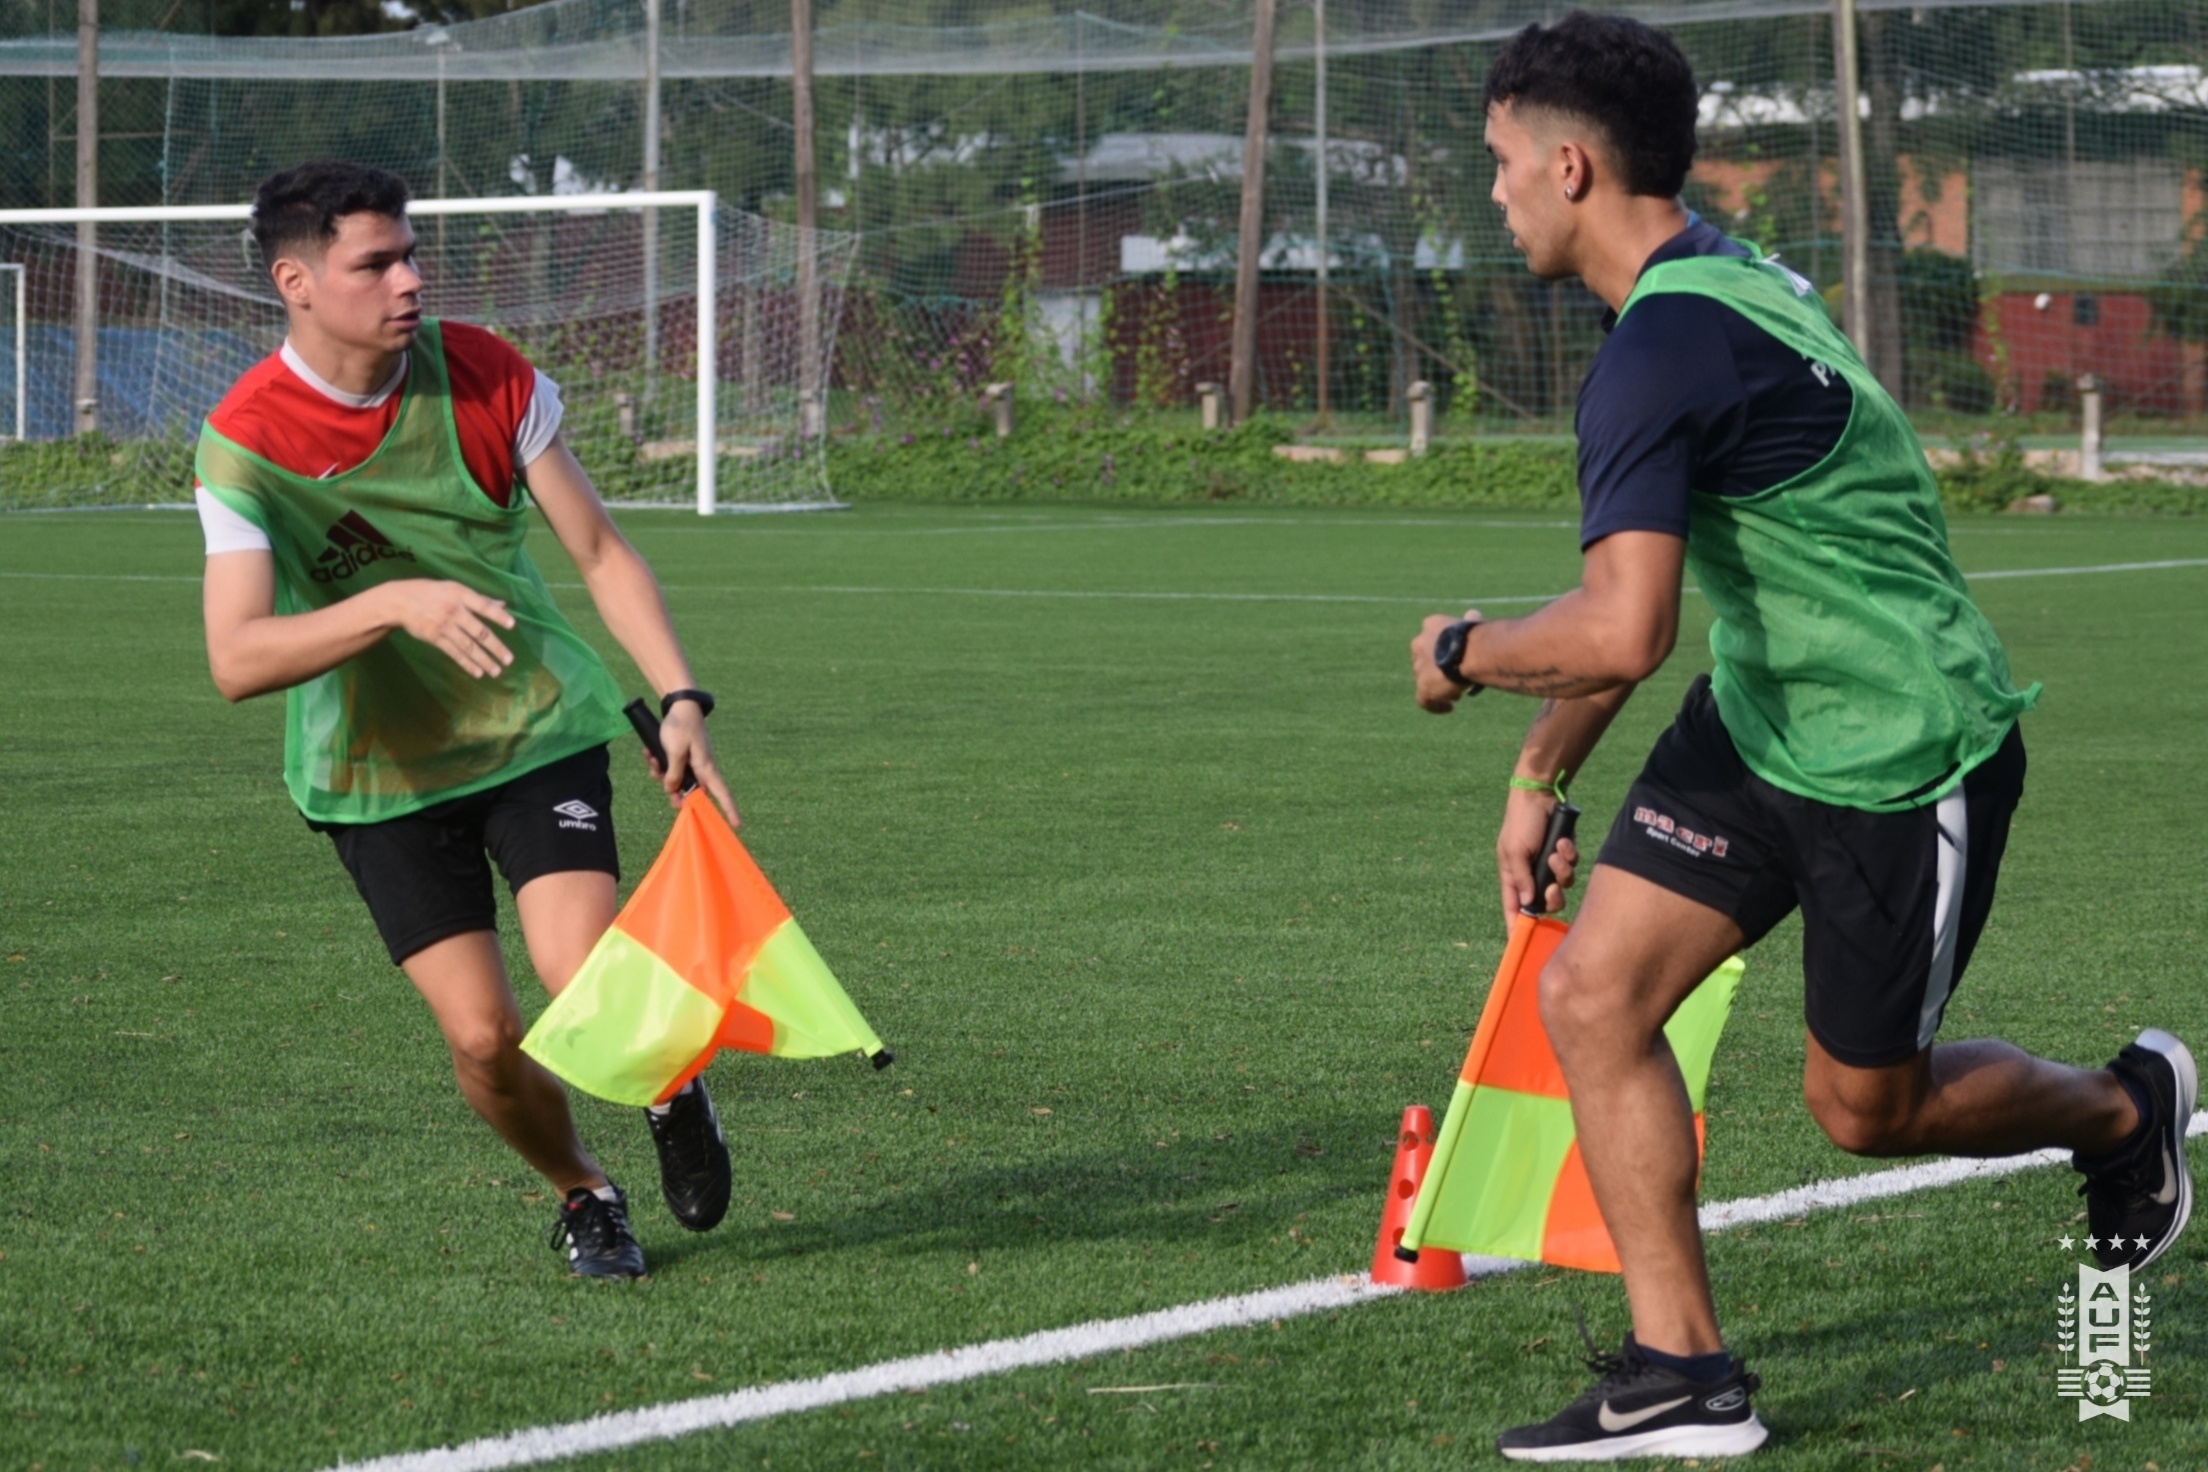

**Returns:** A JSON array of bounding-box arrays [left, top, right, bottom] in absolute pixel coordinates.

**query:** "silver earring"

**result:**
[[1563, 184, 1576, 200]]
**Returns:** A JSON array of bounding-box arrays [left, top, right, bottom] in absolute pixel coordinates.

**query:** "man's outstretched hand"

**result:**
[[1411, 608, 1483, 713]]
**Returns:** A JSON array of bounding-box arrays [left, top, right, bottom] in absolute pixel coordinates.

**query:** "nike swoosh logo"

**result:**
[[2155, 1147, 2180, 1206], [1597, 1395, 1692, 1432]]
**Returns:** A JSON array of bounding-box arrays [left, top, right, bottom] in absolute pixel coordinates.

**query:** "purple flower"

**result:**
[[900, 433, 915, 445], [969, 437, 981, 450]]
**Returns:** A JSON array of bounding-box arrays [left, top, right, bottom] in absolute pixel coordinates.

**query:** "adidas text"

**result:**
[[311, 511, 417, 584]]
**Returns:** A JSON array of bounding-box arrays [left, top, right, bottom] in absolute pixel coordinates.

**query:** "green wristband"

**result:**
[[1508, 769, 1571, 803]]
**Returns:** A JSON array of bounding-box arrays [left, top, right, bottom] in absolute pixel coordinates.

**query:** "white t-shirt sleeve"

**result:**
[[516, 369, 564, 468], [196, 485, 272, 555]]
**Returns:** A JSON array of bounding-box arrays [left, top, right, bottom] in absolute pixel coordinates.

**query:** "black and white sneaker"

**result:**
[[2076, 1027, 2197, 1272], [549, 1185, 647, 1279], [646, 1078, 732, 1232], [1497, 1332, 1768, 1462]]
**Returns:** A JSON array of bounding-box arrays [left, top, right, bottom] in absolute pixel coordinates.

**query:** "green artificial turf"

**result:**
[[3, 504, 2206, 1471]]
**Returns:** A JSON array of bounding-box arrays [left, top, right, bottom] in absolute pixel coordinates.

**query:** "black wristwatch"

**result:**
[[1430, 619, 1483, 693], [659, 688, 717, 719]]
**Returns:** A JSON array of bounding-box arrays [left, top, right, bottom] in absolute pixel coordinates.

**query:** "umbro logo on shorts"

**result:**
[[311, 511, 417, 584], [1634, 804, 1731, 859], [553, 799, 600, 831]]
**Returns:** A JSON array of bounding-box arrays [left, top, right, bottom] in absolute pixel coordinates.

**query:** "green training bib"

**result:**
[[196, 319, 628, 824], [1618, 248, 2037, 810]]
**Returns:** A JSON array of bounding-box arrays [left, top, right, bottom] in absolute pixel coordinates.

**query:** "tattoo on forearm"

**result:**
[[1487, 666, 1594, 698]]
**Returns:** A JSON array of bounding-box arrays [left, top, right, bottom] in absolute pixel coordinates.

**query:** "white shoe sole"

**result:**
[[1499, 1413, 1770, 1461], [2130, 1028, 2196, 1271]]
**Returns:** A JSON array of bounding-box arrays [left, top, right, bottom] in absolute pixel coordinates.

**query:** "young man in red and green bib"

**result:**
[[1406, 13, 2195, 1460], [199, 161, 736, 1279]]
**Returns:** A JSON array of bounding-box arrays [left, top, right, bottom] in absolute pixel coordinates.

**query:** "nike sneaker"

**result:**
[[1496, 1332, 1767, 1462], [2077, 1027, 2197, 1272], [549, 1184, 647, 1279], [646, 1077, 732, 1232]]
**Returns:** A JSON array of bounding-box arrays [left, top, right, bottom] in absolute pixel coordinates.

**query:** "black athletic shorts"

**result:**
[[312, 744, 621, 966], [1596, 675, 2026, 1069]]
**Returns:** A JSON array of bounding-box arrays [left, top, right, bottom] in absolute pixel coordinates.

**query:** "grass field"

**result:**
[[5, 503, 2208, 1472]]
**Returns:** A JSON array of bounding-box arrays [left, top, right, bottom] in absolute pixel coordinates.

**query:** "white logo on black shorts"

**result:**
[[553, 799, 600, 831], [1634, 805, 1730, 859]]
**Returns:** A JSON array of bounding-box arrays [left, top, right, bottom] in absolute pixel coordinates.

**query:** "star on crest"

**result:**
[[2085, 1235, 2101, 1251], [2136, 1235, 2151, 1250], [2058, 1235, 2076, 1251]]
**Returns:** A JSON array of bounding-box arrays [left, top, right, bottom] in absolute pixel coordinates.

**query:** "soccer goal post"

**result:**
[[0, 193, 856, 515]]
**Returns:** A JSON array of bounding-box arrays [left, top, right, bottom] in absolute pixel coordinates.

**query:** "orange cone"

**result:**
[[1370, 1105, 1467, 1290]]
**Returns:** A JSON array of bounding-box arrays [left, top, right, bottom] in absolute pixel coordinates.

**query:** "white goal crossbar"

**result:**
[[0, 192, 738, 514]]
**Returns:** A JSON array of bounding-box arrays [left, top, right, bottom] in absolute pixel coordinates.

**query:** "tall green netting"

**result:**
[[1, 0, 2205, 504]]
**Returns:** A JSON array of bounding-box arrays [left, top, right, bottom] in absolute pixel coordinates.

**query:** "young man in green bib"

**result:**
[[198, 161, 739, 1279], [1406, 14, 2195, 1459]]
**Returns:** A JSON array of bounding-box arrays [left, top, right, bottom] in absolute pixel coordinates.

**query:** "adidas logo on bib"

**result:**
[[311, 511, 417, 584]]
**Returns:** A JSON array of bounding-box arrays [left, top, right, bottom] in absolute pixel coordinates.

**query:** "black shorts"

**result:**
[[313, 744, 621, 966], [1596, 676, 2026, 1069]]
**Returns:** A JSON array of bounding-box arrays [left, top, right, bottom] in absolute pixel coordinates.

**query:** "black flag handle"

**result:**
[[1521, 802, 1582, 917], [623, 697, 699, 796]]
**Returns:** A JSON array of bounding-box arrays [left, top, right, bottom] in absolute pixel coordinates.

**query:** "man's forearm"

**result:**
[[207, 584, 402, 701], [1459, 589, 1664, 699], [579, 540, 698, 698], [1515, 685, 1637, 784]]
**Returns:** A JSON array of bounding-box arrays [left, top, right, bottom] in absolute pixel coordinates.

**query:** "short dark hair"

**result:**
[[251, 161, 411, 270], [1483, 12, 1699, 199]]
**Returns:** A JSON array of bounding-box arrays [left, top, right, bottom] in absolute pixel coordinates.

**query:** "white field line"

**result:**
[[8, 555, 2208, 605], [1, 507, 1582, 533], [632, 514, 1585, 537], [724, 584, 1565, 606], [0, 568, 1558, 606], [1, 569, 201, 582], [1963, 557, 2208, 580], [321, 1110, 2208, 1472]]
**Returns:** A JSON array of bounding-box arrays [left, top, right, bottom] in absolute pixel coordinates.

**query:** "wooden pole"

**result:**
[[73, 0, 97, 436], [793, 0, 821, 438], [1076, 15, 1088, 400], [641, 0, 660, 404], [1313, 0, 1329, 426], [1228, 0, 1278, 425], [1832, 0, 1871, 363]]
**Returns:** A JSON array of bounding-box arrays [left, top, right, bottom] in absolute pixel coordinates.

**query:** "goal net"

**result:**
[[0, 194, 856, 513]]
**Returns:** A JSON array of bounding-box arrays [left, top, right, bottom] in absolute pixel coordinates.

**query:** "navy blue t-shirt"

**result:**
[[1575, 220, 1853, 549]]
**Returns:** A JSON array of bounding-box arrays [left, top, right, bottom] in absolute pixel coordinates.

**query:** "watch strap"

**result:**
[[1434, 620, 1482, 690], [659, 688, 717, 719]]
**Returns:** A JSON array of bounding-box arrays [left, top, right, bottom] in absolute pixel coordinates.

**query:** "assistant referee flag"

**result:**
[[1399, 912, 1741, 1274], [522, 789, 886, 1105]]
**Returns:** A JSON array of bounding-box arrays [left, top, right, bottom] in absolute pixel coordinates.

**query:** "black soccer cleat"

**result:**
[[2076, 1027, 2197, 1272], [646, 1078, 732, 1232], [549, 1184, 647, 1279], [1496, 1332, 1768, 1462]]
